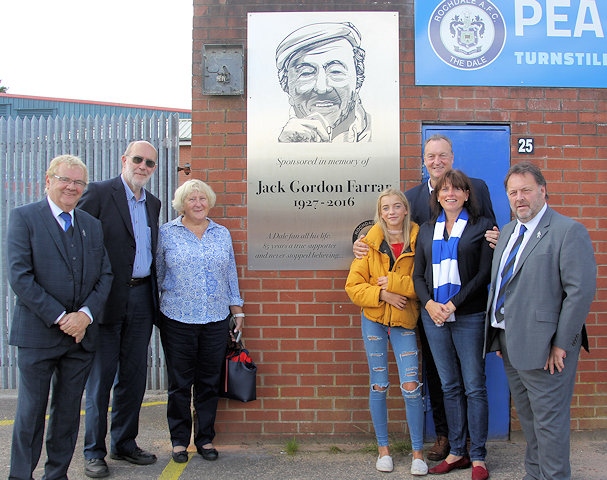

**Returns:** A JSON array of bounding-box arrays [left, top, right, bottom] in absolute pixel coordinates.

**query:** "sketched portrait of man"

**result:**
[[275, 22, 371, 143]]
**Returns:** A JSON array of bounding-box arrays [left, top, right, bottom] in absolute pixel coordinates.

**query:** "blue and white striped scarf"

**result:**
[[432, 209, 468, 322]]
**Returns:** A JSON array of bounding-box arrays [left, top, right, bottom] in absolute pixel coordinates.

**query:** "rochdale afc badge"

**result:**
[[352, 219, 374, 245], [428, 0, 506, 71]]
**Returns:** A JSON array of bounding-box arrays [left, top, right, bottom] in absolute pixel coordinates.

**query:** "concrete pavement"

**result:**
[[1, 390, 605, 479]]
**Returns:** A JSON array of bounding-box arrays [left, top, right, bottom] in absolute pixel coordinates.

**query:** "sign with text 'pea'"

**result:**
[[415, 0, 607, 88]]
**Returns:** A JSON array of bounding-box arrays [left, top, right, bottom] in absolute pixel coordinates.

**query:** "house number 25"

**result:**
[[518, 138, 534, 154]]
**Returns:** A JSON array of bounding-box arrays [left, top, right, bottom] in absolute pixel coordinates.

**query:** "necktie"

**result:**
[[495, 224, 527, 323], [59, 211, 72, 232]]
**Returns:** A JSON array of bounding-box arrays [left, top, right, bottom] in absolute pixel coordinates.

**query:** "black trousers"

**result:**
[[160, 313, 230, 448], [84, 282, 155, 458]]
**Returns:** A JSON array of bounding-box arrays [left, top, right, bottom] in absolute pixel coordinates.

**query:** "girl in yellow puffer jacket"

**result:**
[[345, 188, 427, 476]]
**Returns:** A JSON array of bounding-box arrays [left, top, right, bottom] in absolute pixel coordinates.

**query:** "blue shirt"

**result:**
[[156, 216, 244, 324], [121, 176, 152, 278]]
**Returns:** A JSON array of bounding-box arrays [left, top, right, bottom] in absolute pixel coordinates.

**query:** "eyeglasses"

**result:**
[[127, 155, 156, 168], [52, 175, 87, 188]]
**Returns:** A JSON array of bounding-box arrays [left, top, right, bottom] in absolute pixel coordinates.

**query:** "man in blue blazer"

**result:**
[[7, 155, 113, 480], [79, 141, 161, 478], [485, 162, 596, 480]]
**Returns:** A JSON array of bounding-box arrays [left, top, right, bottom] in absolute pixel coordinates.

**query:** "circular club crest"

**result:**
[[428, 0, 506, 71], [352, 219, 374, 245]]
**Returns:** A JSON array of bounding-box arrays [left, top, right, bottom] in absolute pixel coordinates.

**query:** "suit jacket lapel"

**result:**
[[112, 177, 135, 240], [421, 185, 432, 222], [72, 211, 88, 285], [38, 201, 70, 265], [513, 207, 552, 277], [492, 221, 515, 281], [144, 189, 158, 252]]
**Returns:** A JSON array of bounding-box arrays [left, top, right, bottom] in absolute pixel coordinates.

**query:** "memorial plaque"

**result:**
[[247, 11, 401, 270]]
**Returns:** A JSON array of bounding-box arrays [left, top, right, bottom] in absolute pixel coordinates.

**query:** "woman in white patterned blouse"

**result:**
[[156, 179, 244, 464]]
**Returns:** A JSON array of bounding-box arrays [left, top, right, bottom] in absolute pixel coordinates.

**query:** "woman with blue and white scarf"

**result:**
[[413, 170, 495, 480]]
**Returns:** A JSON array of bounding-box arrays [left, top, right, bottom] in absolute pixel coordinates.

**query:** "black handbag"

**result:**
[[220, 328, 257, 402]]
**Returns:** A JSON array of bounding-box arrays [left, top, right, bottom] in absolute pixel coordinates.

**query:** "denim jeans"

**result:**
[[361, 313, 424, 451], [421, 310, 488, 461]]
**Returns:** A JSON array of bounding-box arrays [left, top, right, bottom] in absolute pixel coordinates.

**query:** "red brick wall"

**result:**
[[192, 0, 607, 442], [177, 144, 192, 182]]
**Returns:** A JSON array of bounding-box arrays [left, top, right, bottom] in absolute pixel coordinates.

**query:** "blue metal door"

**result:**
[[421, 124, 511, 440]]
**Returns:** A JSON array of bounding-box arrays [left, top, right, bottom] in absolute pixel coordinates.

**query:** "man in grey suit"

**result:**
[[485, 162, 596, 480], [7, 155, 113, 480]]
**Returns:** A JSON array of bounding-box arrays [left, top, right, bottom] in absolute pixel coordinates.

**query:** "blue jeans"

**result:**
[[361, 314, 424, 451], [421, 310, 488, 461]]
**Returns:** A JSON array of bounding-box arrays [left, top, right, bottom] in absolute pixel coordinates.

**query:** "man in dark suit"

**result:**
[[406, 134, 497, 461], [7, 155, 113, 480], [485, 162, 596, 480], [79, 141, 161, 478], [354, 134, 498, 461]]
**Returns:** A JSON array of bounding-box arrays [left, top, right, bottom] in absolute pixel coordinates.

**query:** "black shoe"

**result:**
[[197, 445, 219, 461], [110, 446, 157, 465], [84, 458, 110, 478], [172, 450, 189, 463]]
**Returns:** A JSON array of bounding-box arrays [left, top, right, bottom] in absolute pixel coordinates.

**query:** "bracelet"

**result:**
[[232, 313, 245, 318]]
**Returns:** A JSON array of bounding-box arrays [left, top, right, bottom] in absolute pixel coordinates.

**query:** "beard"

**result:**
[[123, 170, 151, 191]]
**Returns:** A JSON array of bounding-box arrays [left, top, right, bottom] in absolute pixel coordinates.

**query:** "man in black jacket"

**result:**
[[79, 141, 161, 478]]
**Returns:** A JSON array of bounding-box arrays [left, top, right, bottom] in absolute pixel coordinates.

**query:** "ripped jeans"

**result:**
[[361, 313, 424, 451]]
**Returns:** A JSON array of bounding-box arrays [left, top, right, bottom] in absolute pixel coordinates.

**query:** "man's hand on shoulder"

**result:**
[[485, 226, 500, 249], [353, 235, 370, 259]]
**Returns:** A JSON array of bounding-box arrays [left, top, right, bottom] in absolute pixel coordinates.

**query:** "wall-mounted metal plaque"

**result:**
[[247, 12, 400, 270], [202, 44, 244, 95]]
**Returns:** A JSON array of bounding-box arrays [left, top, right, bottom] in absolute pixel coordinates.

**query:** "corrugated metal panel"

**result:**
[[0, 113, 179, 390], [179, 118, 192, 142], [15, 108, 57, 118], [0, 94, 191, 120]]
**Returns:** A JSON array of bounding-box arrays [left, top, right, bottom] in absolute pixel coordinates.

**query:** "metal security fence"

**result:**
[[0, 113, 181, 389]]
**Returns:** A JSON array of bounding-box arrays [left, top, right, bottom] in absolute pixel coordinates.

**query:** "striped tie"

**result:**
[[495, 225, 527, 323]]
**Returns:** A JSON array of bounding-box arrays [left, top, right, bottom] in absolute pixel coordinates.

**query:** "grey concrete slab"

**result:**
[[0, 390, 605, 479]]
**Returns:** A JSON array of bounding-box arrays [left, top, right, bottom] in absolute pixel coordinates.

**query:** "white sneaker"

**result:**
[[411, 458, 428, 476], [376, 454, 393, 472]]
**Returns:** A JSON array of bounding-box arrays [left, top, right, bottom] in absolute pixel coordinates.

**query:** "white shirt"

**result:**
[[46, 197, 93, 325], [491, 202, 548, 328], [47, 197, 73, 230]]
